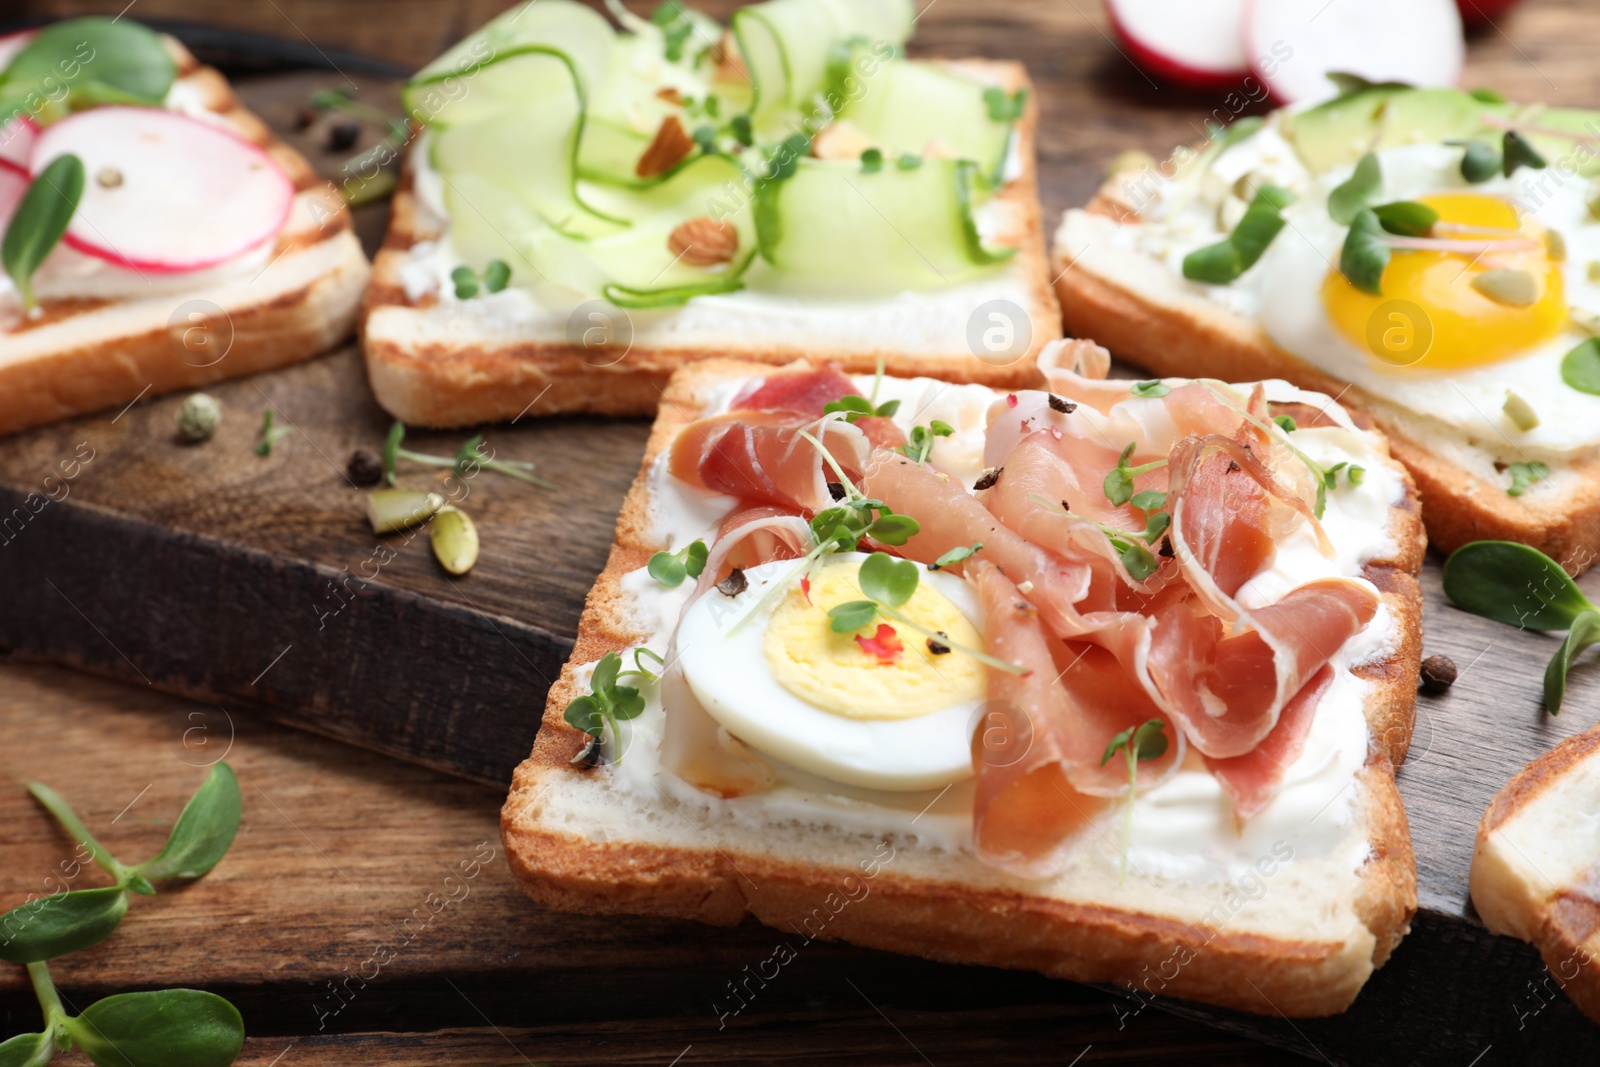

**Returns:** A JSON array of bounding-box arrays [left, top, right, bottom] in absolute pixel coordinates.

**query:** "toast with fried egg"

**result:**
[[0, 26, 369, 437], [1054, 87, 1600, 570], [502, 346, 1426, 1017], [1472, 725, 1600, 1025], [361, 0, 1059, 426]]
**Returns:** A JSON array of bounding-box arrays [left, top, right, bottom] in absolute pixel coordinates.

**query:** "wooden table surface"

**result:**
[[6, 0, 1600, 1063]]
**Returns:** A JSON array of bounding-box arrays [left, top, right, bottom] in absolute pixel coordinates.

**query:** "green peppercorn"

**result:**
[[177, 392, 222, 442]]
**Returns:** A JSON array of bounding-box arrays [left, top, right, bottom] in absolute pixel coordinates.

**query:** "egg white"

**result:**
[[675, 553, 987, 792]]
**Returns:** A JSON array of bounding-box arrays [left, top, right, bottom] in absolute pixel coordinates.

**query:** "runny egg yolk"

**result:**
[[762, 559, 984, 721], [1322, 193, 1567, 370]]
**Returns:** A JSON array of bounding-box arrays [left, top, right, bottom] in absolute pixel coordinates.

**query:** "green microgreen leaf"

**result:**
[[1130, 489, 1166, 512], [482, 259, 511, 292], [0, 1031, 52, 1067], [1273, 415, 1297, 433], [1142, 510, 1171, 543], [563, 694, 605, 736], [3, 153, 84, 313], [1130, 381, 1170, 398], [859, 551, 918, 608], [1117, 540, 1159, 581], [1442, 540, 1597, 630], [1102, 442, 1166, 508], [1471, 87, 1508, 104], [1544, 609, 1600, 715], [929, 543, 981, 570], [65, 989, 244, 1067], [982, 86, 1027, 123], [692, 123, 717, 154], [1372, 200, 1439, 238], [730, 114, 753, 147], [822, 395, 874, 420], [647, 539, 708, 588], [0, 19, 174, 126], [897, 152, 922, 171], [450, 265, 479, 299], [1452, 139, 1502, 183], [1180, 240, 1243, 285], [662, 20, 694, 62], [1181, 184, 1294, 284], [866, 512, 920, 546], [1328, 151, 1382, 225], [129, 764, 240, 883], [0, 887, 129, 964], [1348, 465, 1365, 486], [763, 133, 811, 182], [1502, 130, 1548, 177], [253, 409, 293, 457], [563, 650, 648, 757], [1507, 461, 1549, 497], [860, 147, 883, 174], [1338, 207, 1390, 296], [828, 600, 879, 633], [900, 420, 953, 464], [1561, 337, 1600, 395]]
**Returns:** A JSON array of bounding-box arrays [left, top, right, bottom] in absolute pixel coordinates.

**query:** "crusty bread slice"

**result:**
[[502, 356, 1427, 1017], [1472, 725, 1600, 1024], [362, 60, 1061, 426], [1052, 190, 1600, 570], [0, 39, 370, 438]]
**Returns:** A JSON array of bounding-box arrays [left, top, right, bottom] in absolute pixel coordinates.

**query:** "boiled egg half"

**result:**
[[674, 552, 987, 791]]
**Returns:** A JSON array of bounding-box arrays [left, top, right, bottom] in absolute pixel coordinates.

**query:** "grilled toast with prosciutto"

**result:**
[[0, 32, 369, 437], [1472, 725, 1600, 1024], [502, 343, 1426, 1017]]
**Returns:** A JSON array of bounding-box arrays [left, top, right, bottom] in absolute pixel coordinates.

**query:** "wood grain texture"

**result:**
[[0, 664, 1296, 1065], [0, 0, 1598, 1062]]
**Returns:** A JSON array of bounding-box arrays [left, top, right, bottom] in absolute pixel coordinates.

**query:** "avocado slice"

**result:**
[[1283, 87, 1512, 175], [1281, 87, 1403, 174], [1519, 107, 1600, 177]]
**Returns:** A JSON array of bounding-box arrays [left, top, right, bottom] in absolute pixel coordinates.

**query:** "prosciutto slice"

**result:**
[[1204, 666, 1333, 819], [968, 561, 1106, 878], [670, 414, 870, 513], [732, 364, 906, 451], [1052, 641, 1186, 797]]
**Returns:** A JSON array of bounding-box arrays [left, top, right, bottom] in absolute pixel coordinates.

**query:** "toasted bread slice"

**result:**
[[362, 60, 1061, 426], [1052, 188, 1600, 570], [0, 38, 370, 438], [502, 356, 1426, 1017], [1473, 726, 1600, 1024]]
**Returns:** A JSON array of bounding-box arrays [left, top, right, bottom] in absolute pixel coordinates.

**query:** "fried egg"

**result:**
[[675, 552, 987, 791]]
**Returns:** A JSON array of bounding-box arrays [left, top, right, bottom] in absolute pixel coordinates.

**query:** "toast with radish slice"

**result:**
[[362, 0, 1059, 426], [1472, 726, 1600, 1025], [0, 21, 369, 437], [502, 344, 1426, 1017]]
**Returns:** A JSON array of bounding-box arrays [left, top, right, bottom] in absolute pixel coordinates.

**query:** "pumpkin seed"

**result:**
[[366, 489, 444, 535], [1106, 149, 1155, 177], [1471, 268, 1538, 308], [430, 506, 479, 575], [1545, 229, 1567, 261], [1503, 391, 1540, 432]]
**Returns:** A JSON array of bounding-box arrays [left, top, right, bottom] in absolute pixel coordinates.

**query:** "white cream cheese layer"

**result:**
[[583, 376, 1404, 888]]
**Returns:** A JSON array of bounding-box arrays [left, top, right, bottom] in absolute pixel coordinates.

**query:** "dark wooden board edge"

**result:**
[[0, 486, 558, 785]]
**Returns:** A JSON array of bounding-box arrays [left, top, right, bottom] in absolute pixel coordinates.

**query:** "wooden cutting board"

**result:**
[[4, 2, 1600, 1062]]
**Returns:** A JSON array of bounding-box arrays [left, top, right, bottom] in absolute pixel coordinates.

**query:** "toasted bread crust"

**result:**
[[1053, 196, 1600, 570], [0, 42, 369, 438], [1472, 726, 1600, 1024], [502, 357, 1424, 1017], [362, 60, 1062, 426]]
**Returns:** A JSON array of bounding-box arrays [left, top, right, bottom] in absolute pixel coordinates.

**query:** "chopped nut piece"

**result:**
[[636, 115, 696, 178], [655, 86, 685, 106], [1419, 654, 1458, 695], [812, 119, 874, 161], [669, 216, 739, 266], [96, 166, 124, 189]]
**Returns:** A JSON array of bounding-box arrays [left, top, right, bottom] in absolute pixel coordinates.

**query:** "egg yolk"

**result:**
[[763, 559, 984, 721], [1322, 193, 1567, 370]]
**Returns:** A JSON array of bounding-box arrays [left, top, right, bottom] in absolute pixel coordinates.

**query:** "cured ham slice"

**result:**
[[670, 413, 870, 513], [968, 561, 1106, 878], [732, 364, 906, 451], [1052, 641, 1185, 797], [1147, 578, 1375, 758], [1205, 665, 1333, 819], [658, 510, 812, 797]]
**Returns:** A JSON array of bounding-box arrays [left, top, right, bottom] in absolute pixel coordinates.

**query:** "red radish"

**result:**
[[1246, 0, 1464, 105], [1105, 0, 1250, 92], [0, 164, 26, 229], [0, 116, 37, 175], [1456, 0, 1523, 24], [29, 106, 295, 273], [0, 29, 36, 72]]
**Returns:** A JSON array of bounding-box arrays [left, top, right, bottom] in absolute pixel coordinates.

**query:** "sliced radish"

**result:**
[[0, 29, 37, 72], [1246, 0, 1464, 105], [29, 106, 295, 274], [0, 164, 26, 230], [1105, 0, 1250, 92], [0, 115, 37, 175], [1457, 0, 1523, 24]]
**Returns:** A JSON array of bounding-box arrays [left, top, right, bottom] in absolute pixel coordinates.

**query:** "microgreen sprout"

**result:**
[[1129, 381, 1170, 398], [1274, 415, 1297, 433], [253, 409, 293, 456], [450, 259, 511, 299], [982, 86, 1027, 124], [928, 542, 982, 571], [823, 395, 901, 423], [0, 764, 245, 1067], [648, 539, 708, 588], [1102, 442, 1168, 508], [381, 421, 557, 489], [900, 420, 954, 464], [1507, 460, 1549, 497], [564, 651, 647, 764], [824, 552, 1025, 675], [1100, 719, 1168, 885], [1032, 493, 1167, 581], [1182, 184, 1295, 285], [860, 147, 883, 173]]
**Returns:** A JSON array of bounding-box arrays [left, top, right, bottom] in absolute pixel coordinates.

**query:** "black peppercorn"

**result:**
[[326, 119, 361, 152], [347, 448, 383, 486], [1419, 654, 1457, 695]]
